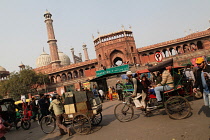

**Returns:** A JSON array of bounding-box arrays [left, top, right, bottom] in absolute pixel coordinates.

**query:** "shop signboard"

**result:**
[[96, 64, 129, 77], [83, 82, 91, 90]]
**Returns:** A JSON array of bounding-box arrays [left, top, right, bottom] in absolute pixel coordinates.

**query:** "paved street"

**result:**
[[5, 99, 210, 140]]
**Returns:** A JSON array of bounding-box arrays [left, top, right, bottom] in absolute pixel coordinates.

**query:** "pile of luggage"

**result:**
[[63, 91, 102, 117]]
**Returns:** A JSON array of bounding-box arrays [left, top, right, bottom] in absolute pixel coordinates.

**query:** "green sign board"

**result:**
[[96, 65, 129, 77]]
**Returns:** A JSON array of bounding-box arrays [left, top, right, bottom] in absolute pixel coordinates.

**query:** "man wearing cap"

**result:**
[[193, 57, 210, 108], [116, 80, 124, 101], [126, 71, 146, 110]]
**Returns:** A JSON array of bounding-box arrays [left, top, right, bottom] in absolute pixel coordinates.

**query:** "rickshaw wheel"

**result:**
[[165, 96, 191, 120], [72, 114, 91, 135], [114, 103, 134, 122], [91, 112, 102, 126], [21, 120, 31, 130], [40, 115, 56, 134]]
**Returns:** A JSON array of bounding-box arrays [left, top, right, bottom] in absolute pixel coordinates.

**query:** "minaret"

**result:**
[[82, 43, 90, 61], [79, 53, 82, 60], [44, 11, 60, 69], [71, 48, 76, 64]]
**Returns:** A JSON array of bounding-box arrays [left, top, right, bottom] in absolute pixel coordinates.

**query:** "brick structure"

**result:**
[[44, 11, 61, 69], [34, 11, 210, 94], [94, 30, 140, 69]]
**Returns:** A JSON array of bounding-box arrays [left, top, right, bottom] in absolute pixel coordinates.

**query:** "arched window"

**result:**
[[176, 46, 182, 54], [190, 43, 197, 51], [61, 73, 67, 81], [162, 49, 167, 57], [73, 71, 78, 78], [197, 41, 203, 49], [169, 48, 176, 55], [91, 66, 95, 69], [133, 57, 137, 64], [149, 52, 154, 55], [67, 72, 72, 80], [98, 54, 102, 60], [183, 44, 190, 53], [56, 75, 61, 82], [51, 76, 55, 83], [79, 69, 84, 77], [131, 47, 134, 52]]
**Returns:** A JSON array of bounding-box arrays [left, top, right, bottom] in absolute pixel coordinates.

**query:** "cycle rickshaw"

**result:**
[[40, 91, 102, 135], [114, 58, 192, 121], [0, 98, 18, 129]]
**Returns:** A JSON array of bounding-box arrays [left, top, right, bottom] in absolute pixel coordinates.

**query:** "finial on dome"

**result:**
[[45, 9, 49, 14], [129, 25, 132, 30], [121, 25, 125, 31], [43, 47, 45, 53]]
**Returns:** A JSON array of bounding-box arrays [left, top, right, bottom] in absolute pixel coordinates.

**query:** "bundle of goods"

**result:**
[[63, 91, 102, 117]]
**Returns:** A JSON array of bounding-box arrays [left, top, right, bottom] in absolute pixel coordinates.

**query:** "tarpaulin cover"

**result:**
[[148, 58, 173, 72]]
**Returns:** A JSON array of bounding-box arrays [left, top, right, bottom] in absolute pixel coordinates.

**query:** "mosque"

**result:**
[[2, 11, 210, 95]]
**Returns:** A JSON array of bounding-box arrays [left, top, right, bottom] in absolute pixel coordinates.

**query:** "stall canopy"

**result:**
[[89, 71, 126, 82], [136, 69, 149, 74], [148, 58, 173, 72]]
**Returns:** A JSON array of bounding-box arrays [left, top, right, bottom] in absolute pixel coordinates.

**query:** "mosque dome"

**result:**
[[58, 50, 70, 66], [36, 51, 51, 68], [0, 66, 6, 71]]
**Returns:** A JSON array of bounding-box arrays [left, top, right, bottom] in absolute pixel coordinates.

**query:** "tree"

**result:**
[[0, 66, 50, 100]]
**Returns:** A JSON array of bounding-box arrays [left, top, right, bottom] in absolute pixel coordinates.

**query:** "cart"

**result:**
[[40, 91, 102, 135]]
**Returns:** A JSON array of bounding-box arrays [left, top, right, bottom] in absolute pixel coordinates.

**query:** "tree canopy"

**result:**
[[0, 66, 50, 100]]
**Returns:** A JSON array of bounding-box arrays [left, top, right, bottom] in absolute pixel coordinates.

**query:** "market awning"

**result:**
[[136, 69, 149, 74], [89, 71, 126, 82]]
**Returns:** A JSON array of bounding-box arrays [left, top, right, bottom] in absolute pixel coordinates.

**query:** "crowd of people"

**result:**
[[124, 57, 210, 110], [94, 57, 210, 111]]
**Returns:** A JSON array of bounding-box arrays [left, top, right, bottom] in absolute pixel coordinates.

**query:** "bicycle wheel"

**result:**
[[40, 115, 56, 134], [165, 96, 191, 120], [91, 112, 102, 126], [21, 120, 31, 130], [114, 103, 134, 122], [72, 114, 91, 135]]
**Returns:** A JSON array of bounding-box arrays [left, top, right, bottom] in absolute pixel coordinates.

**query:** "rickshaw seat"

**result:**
[[163, 85, 183, 94]]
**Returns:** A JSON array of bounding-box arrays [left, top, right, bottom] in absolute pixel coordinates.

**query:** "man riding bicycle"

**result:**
[[126, 71, 146, 110]]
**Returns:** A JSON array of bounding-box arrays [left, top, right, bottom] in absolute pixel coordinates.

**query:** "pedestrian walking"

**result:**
[[38, 94, 49, 123], [98, 89, 104, 103], [49, 95, 69, 136], [30, 97, 39, 121], [92, 84, 99, 97], [193, 57, 210, 108], [108, 86, 113, 101], [116, 80, 124, 101], [184, 64, 195, 85]]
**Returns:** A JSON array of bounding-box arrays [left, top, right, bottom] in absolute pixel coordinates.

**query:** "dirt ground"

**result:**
[[5, 98, 210, 140]]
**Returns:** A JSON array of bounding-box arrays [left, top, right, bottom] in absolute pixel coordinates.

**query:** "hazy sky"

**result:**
[[1, 0, 210, 72]]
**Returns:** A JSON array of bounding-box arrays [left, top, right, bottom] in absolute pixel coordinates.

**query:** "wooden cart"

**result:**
[[40, 91, 102, 135]]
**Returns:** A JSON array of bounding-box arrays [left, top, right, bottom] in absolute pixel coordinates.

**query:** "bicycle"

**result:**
[[40, 112, 56, 134], [114, 92, 134, 122]]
